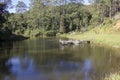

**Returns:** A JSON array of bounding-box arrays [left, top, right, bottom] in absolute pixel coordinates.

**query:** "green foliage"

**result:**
[[0, 3, 7, 29], [24, 29, 31, 37], [59, 15, 66, 33], [1, 0, 120, 39], [45, 30, 57, 37], [104, 73, 120, 80]]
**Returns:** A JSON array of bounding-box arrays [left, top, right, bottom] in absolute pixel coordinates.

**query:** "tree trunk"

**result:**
[[109, 0, 113, 18]]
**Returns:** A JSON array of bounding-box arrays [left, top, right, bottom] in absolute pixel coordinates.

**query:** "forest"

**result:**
[[1, 1, 120, 80], [0, 0, 120, 40]]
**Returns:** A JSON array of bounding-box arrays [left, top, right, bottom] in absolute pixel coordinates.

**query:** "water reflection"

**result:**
[[5, 56, 93, 80], [0, 42, 13, 80], [83, 59, 92, 80], [0, 38, 120, 80], [7, 58, 35, 75]]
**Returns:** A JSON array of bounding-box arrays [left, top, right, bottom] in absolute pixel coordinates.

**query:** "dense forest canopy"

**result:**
[[0, 0, 120, 39]]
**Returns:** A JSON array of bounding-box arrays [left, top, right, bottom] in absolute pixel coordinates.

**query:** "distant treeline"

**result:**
[[0, 0, 120, 38]]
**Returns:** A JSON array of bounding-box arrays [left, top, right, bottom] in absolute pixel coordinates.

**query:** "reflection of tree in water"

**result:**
[[34, 52, 74, 65], [0, 38, 120, 80], [1, 52, 35, 80], [20, 53, 30, 69], [6, 55, 34, 74], [0, 42, 13, 79]]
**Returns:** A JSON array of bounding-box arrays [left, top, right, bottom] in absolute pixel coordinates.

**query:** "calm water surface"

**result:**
[[0, 38, 120, 80]]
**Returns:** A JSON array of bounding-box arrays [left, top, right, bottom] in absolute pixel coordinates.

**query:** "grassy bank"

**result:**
[[60, 26, 120, 80], [59, 18, 120, 48], [60, 30, 120, 49]]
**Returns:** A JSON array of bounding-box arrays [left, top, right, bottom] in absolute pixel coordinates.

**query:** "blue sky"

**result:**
[[8, 0, 90, 13], [8, 0, 30, 13]]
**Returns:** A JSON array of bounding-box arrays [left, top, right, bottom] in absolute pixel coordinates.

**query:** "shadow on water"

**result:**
[[0, 42, 13, 79], [0, 38, 120, 80]]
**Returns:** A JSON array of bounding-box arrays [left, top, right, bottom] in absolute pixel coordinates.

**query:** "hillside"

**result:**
[[113, 20, 120, 31], [60, 16, 120, 48]]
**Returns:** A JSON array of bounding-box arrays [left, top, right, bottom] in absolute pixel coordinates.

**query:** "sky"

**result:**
[[8, 0, 90, 13], [8, 0, 30, 13]]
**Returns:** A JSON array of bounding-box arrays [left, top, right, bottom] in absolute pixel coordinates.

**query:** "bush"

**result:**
[[31, 29, 43, 38], [45, 30, 57, 37], [24, 29, 31, 37]]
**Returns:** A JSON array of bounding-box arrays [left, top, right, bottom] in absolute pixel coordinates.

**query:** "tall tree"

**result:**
[[15, 1, 27, 13], [0, 0, 11, 29], [0, 3, 6, 28], [0, 0, 12, 8]]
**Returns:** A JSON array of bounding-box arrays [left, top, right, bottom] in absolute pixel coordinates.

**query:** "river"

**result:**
[[0, 38, 120, 80]]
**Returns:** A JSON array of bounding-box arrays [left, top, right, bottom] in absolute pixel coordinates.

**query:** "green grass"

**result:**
[[60, 27, 120, 80], [59, 17, 120, 48], [60, 31, 120, 48], [104, 73, 120, 80]]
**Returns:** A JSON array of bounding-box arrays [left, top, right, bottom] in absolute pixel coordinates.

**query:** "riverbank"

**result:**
[[0, 27, 29, 41], [60, 31, 120, 49], [0, 34, 29, 41]]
